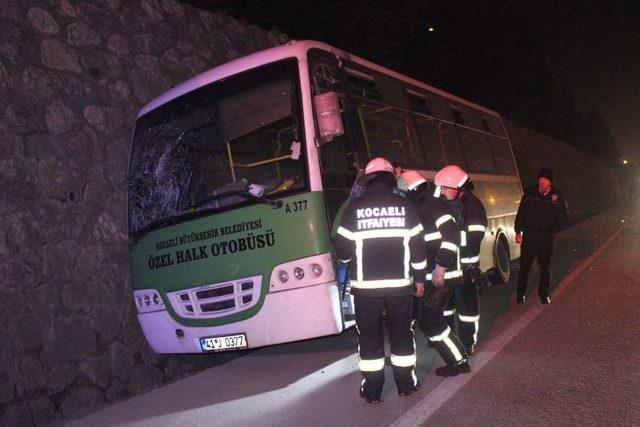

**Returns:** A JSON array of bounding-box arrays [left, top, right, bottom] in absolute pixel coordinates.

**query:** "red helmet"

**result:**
[[397, 170, 427, 191], [434, 165, 468, 189], [364, 157, 394, 175]]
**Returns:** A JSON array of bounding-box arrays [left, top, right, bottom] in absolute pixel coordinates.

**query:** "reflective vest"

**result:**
[[334, 182, 427, 296]]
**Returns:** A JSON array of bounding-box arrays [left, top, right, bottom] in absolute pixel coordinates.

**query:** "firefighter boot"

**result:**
[[398, 380, 421, 397], [359, 388, 381, 404], [435, 359, 471, 377], [464, 344, 476, 356]]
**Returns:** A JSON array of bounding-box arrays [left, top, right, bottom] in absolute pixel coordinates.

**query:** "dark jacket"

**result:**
[[408, 186, 462, 283], [334, 180, 427, 296], [515, 185, 569, 235], [458, 191, 488, 267]]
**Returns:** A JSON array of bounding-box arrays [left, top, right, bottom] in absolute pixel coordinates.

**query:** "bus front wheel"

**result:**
[[488, 236, 511, 284]]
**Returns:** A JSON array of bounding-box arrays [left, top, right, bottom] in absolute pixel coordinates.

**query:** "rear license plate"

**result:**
[[200, 333, 247, 352]]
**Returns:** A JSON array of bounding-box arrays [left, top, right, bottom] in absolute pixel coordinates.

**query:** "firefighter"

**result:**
[[397, 170, 470, 377], [515, 168, 569, 304], [434, 165, 487, 355], [333, 157, 428, 403]]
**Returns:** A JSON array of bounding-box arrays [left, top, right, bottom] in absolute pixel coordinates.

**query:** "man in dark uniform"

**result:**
[[334, 157, 427, 403], [434, 165, 487, 355], [398, 170, 470, 377], [515, 168, 569, 304]]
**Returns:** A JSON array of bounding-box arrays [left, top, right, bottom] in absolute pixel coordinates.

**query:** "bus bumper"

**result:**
[[137, 282, 344, 353]]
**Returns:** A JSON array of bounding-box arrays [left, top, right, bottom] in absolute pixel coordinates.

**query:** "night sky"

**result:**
[[535, 1, 640, 162], [192, 1, 640, 163]]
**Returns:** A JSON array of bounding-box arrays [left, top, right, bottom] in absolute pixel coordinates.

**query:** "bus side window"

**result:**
[[438, 121, 467, 169], [451, 106, 497, 174], [319, 132, 358, 226], [489, 135, 517, 174], [356, 101, 425, 168], [413, 114, 447, 170]]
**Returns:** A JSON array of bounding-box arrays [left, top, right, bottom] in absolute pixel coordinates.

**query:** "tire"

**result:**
[[488, 235, 511, 284]]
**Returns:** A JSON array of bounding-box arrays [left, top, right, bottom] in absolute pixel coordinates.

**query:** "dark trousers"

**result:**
[[354, 293, 417, 399], [444, 272, 480, 347], [517, 232, 553, 299], [418, 284, 467, 366]]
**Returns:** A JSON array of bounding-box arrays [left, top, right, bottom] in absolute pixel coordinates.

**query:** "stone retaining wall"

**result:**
[[0, 1, 285, 424]]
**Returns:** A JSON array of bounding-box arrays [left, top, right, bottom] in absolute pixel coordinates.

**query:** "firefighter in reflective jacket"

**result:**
[[397, 170, 470, 377], [434, 165, 487, 355], [334, 158, 427, 403]]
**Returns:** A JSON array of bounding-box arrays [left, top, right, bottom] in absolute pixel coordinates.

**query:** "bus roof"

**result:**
[[138, 40, 501, 119]]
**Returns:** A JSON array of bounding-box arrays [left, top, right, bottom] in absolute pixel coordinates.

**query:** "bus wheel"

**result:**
[[488, 236, 510, 284]]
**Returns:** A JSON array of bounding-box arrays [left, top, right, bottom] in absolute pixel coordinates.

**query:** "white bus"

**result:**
[[128, 40, 521, 353]]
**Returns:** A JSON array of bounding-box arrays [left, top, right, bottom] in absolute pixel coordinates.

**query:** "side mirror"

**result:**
[[314, 91, 344, 146]]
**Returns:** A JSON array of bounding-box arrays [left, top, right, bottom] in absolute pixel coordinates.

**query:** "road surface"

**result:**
[[69, 205, 640, 426]]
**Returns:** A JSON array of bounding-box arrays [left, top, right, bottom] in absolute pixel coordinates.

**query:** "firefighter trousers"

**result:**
[[354, 293, 418, 400], [419, 284, 467, 366], [517, 232, 553, 299], [444, 272, 480, 347]]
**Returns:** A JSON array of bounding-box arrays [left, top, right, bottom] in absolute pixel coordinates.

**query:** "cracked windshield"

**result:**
[[128, 60, 306, 237]]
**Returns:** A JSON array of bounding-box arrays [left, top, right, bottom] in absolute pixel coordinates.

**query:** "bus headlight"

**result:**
[[278, 270, 289, 282], [270, 253, 335, 292], [134, 289, 166, 314], [310, 263, 323, 277]]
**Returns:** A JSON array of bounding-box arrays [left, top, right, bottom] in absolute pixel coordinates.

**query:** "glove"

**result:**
[[431, 265, 446, 288], [515, 233, 522, 244], [413, 282, 425, 297], [424, 284, 448, 310]]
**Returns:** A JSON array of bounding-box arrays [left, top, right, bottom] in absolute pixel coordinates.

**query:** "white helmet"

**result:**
[[434, 165, 468, 189], [397, 170, 427, 191], [364, 157, 394, 175]]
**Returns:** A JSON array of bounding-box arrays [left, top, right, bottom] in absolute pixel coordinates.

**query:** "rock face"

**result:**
[[0, 1, 286, 424]]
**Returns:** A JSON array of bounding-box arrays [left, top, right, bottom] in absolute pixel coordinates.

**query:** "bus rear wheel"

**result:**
[[488, 236, 510, 284]]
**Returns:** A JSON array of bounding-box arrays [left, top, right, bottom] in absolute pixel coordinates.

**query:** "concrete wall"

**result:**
[[505, 119, 621, 222], [0, 0, 286, 424]]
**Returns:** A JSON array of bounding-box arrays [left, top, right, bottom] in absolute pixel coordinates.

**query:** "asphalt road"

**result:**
[[68, 204, 639, 426]]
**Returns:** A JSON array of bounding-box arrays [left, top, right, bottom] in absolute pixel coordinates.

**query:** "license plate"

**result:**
[[200, 333, 247, 352]]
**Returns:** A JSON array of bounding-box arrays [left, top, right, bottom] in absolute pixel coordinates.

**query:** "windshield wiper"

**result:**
[[191, 178, 283, 209]]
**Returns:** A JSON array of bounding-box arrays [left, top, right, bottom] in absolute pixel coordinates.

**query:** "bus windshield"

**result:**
[[128, 59, 306, 238]]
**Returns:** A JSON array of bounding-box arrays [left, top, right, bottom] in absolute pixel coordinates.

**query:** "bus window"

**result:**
[[375, 73, 410, 108], [438, 121, 466, 169], [413, 115, 446, 170], [407, 91, 432, 116], [451, 107, 465, 125], [481, 117, 491, 133], [421, 91, 450, 120], [357, 100, 425, 168], [489, 135, 517, 174], [319, 131, 358, 225], [484, 115, 506, 137], [457, 126, 497, 174], [128, 60, 306, 236], [345, 68, 381, 100]]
